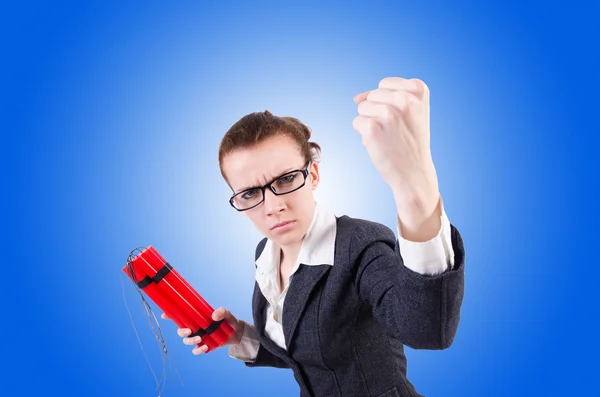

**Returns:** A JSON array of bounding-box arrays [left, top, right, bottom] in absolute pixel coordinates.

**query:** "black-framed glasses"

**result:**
[[229, 161, 311, 211]]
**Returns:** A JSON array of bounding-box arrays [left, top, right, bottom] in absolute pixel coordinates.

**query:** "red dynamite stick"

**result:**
[[125, 266, 221, 349], [128, 270, 220, 353], [142, 247, 234, 345], [125, 262, 220, 351], [124, 265, 184, 325], [143, 248, 234, 345], [123, 250, 221, 353], [122, 246, 231, 352], [134, 247, 230, 347], [123, 261, 191, 332]]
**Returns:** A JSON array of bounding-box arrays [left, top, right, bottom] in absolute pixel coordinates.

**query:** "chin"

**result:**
[[270, 230, 302, 247]]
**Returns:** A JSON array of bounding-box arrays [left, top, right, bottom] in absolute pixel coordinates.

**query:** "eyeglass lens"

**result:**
[[232, 171, 305, 210]]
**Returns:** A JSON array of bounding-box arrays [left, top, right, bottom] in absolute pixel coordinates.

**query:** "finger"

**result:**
[[378, 77, 428, 99], [161, 313, 169, 320], [177, 328, 191, 338], [357, 100, 398, 120], [365, 89, 417, 113], [212, 307, 232, 322], [352, 115, 383, 140], [212, 307, 225, 321], [353, 90, 371, 104], [192, 344, 209, 355], [183, 335, 202, 346]]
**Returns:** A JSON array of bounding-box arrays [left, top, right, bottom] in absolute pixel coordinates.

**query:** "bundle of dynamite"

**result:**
[[122, 245, 234, 353]]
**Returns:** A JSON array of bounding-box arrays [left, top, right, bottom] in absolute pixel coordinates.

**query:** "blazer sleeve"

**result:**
[[351, 220, 465, 350], [244, 344, 291, 369]]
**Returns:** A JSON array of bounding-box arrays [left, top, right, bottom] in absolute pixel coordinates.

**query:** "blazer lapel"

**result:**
[[251, 281, 267, 333], [251, 281, 291, 357], [282, 264, 331, 349]]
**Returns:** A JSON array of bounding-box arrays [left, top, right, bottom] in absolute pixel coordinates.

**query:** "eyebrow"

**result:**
[[236, 167, 296, 194]]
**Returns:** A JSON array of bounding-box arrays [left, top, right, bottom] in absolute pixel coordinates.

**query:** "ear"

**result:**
[[309, 162, 320, 190]]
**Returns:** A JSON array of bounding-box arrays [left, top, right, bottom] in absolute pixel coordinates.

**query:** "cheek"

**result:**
[[248, 209, 280, 237], [289, 192, 313, 227], [248, 213, 268, 232]]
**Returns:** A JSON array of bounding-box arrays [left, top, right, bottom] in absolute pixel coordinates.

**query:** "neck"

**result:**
[[280, 242, 301, 268]]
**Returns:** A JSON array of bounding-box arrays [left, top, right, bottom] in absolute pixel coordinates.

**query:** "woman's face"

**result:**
[[222, 134, 320, 248]]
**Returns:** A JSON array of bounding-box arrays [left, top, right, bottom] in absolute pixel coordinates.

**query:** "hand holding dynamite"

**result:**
[[162, 307, 246, 355], [122, 246, 237, 354]]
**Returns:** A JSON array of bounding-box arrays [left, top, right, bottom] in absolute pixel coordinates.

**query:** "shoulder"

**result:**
[[336, 214, 396, 240], [333, 215, 399, 277], [336, 214, 397, 250]]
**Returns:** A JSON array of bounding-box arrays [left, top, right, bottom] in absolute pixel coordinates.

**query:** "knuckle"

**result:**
[[357, 101, 368, 114], [381, 105, 394, 120], [177, 328, 189, 337], [363, 119, 380, 139], [365, 89, 378, 101], [411, 78, 423, 88], [378, 77, 392, 88], [391, 90, 404, 103], [396, 92, 412, 112], [412, 78, 429, 94]]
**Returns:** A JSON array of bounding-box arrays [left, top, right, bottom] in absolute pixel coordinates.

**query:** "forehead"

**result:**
[[224, 135, 304, 191]]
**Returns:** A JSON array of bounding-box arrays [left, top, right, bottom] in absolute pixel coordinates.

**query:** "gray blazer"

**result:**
[[245, 214, 465, 397]]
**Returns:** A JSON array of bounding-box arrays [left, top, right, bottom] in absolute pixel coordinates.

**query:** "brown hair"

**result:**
[[218, 110, 321, 186]]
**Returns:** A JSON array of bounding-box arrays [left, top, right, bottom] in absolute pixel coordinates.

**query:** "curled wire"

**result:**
[[121, 247, 183, 397]]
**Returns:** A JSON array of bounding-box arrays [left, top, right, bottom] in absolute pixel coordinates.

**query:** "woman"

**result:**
[[162, 77, 465, 397]]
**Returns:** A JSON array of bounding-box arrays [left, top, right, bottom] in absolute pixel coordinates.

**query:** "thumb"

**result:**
[[212, 307, 234, 322], [353, 90, 371, 104]]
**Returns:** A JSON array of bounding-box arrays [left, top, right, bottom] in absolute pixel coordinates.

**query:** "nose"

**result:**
[[263, 188, 286, 215]]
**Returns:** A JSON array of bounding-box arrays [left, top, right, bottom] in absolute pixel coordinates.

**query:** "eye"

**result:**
[[241, 188, 260, 200], [279, 174, 296, 184]]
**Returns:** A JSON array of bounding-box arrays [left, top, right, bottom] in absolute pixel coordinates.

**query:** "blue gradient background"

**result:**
[[3, 1, 598, 396]]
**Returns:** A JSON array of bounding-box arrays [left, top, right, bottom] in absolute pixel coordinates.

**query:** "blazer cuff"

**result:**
[[396, 196, 456, 276], [228, 321, 260, 363]]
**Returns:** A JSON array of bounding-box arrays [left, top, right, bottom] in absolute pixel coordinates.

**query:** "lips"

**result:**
[[271, 220, 294, 230]]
